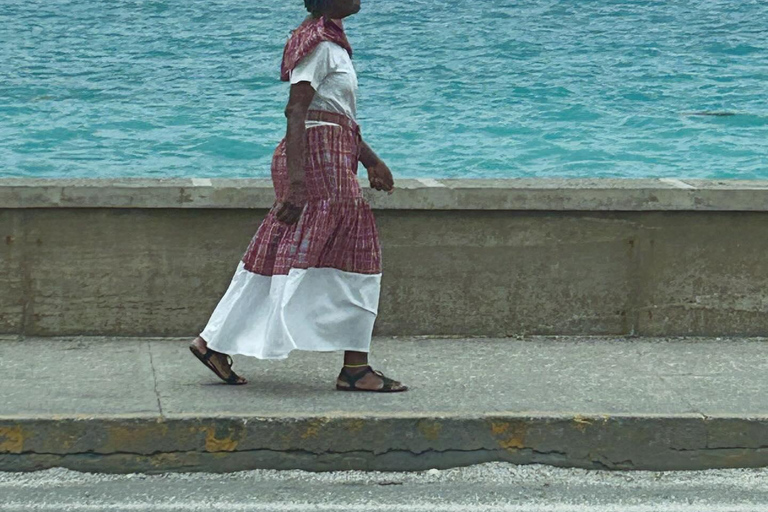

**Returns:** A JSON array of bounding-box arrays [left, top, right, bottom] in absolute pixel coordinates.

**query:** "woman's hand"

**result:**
[[276, 180, 306, 224], [275, 200, 304, 224], [366, 160, 395, 194], [359, 140, 394, 194]]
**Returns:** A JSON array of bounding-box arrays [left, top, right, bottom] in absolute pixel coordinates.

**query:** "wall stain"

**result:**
[[491, 421, 526, 451], [203, 426, 239, 452], [345, 419, 365, 434], [417, 421, 443, 441], [301, 419, 329, 440], [491, 422, 510, 435], [107, 423, 169, 452], [0, 426, 25, 453], [573, 415, 594, 433]]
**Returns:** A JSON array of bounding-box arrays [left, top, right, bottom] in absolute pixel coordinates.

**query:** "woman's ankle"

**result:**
[[342, 363, 370, 375], [192, 336, 208, 351], [343, 351, 368, 369]]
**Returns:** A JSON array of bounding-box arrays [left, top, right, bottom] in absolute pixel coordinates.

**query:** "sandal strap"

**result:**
[[221, 355, 243, 383], [340, 366, 374, 389], [372, 370, 402, 391], [202, 347, 241, 384], [223, 370, 242, 384]]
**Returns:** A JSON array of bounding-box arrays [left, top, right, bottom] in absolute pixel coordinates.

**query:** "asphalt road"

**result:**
[[2, 463, 767, 511]]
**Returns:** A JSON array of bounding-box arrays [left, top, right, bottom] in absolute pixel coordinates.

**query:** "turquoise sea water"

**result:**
[[1, 0, 767, 179]]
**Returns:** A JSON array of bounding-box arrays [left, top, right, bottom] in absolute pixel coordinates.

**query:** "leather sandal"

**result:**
[[189, 344, 247, 385], [336, 366, 408, 393]]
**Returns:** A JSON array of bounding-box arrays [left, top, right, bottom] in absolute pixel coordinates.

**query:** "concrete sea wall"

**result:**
[[2, 178, 768, 338]]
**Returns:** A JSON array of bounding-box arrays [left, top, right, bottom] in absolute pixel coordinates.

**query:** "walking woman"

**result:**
[[189, 0, 408, 392]]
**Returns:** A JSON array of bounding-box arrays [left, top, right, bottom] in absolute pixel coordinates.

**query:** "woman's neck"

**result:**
[[309, 14, 343, 29]]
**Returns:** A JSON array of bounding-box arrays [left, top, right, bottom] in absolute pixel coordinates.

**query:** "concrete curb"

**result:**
[[3, 178, 768, 210], [2, 413, 767, 473]]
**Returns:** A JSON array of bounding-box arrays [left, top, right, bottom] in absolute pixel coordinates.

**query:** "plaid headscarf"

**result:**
[[280, 16, 353, 82]]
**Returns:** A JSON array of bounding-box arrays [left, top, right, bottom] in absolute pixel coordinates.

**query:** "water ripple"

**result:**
[[1, 0, 766, 179]]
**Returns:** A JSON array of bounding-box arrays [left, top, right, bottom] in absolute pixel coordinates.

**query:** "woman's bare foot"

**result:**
[[189, 337, 247, 385]]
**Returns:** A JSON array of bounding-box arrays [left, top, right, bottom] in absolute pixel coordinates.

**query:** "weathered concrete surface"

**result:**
[[7, 209, 259, 336], [5, 177, 768, 211], [0, 212, 24, 333], [2, 209, 768, 337], [634, 212, 768, 336], [377, 210, 634, 336], [2, 179, 768, 337], [1, 336, 768, 473]]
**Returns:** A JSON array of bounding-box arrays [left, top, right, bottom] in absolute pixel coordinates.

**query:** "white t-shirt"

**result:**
[[289, 41, 358, 128]]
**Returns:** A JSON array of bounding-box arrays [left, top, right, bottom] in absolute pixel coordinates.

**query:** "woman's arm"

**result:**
[[359, 138, 394, 193], [358, 139, 381, 169], [277, 81, 316, 224]]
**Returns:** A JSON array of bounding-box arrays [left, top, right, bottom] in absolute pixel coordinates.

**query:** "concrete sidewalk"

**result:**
[[1, 336, 767, 473]]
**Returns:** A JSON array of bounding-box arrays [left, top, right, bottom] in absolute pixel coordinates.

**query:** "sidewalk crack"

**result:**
[[147, 340, 164, 417]]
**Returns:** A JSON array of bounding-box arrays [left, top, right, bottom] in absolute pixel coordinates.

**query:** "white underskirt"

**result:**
[[201, 262, 381, 360]]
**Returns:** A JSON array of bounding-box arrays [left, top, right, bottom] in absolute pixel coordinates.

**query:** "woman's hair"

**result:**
[[305, 0, 329, 15]]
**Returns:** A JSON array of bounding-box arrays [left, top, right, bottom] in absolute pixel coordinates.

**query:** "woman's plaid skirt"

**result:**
[[200, 110, 381, 359]]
